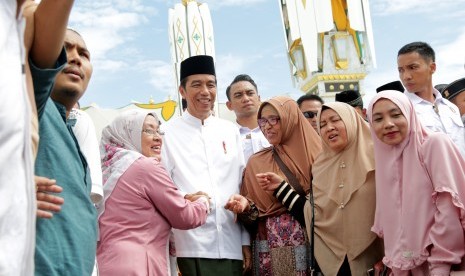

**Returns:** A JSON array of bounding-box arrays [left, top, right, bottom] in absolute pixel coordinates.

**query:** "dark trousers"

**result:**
[[177, 258, 242, 276]]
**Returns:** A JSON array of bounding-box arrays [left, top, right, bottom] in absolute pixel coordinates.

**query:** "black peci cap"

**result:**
[[335, 90, 363, 107], [376, 81, 404, 93], [442, 78, 465, 101], [180, 55, 216, 81]]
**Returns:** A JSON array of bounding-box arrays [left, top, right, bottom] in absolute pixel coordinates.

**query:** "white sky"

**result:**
[[70, 0, 465, 108]]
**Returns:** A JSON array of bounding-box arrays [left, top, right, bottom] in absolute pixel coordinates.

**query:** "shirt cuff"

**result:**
[[429, 263, 451, 276]]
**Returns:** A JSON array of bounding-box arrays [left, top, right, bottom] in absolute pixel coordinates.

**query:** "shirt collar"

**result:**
[[182, 110, 213, 126], [404, 88, 444, 104]]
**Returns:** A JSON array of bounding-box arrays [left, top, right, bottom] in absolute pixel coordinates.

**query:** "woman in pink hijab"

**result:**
[[368, 90, 465, 275]]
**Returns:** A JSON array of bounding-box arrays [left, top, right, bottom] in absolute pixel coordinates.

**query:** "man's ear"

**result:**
[[226, 101, 232, 111], [179, 86, 186, 98], [430, 62, 436, 74]]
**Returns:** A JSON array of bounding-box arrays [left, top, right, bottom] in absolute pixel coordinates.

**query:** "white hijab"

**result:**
[[97, 109, 158, 221]]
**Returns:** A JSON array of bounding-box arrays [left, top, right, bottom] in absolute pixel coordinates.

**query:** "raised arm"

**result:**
[[30, 0, 74, 68]]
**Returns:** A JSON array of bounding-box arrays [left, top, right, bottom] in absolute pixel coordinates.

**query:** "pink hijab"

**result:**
[[367, 90, 465, 269]]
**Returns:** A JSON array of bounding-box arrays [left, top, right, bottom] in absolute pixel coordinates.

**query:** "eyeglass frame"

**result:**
[[257, 116, 281, 127], [302, 111, 318, 119], [142, 128, 164, 137]]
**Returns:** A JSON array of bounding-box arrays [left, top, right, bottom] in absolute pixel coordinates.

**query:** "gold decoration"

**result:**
[[135, 100, 178, 121], [301, 73, 366, 92]]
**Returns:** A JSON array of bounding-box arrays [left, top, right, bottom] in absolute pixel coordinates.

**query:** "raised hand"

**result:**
[[256, 172, 284, 192]]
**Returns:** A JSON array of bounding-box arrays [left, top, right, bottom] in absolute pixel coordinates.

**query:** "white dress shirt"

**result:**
[[237, 123, 270, 162], [161, 111, 248, 260], [405, 90, 465, 158], [0, 3, 36, 275], [69, 109, 103, 204]]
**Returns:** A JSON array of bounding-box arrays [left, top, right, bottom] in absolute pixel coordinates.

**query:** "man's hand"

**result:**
[[35, 176, 64, 219], [242, 245, 252, 274]]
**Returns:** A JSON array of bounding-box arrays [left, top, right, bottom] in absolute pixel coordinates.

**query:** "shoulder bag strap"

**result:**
[[272, 148, 306, 197]]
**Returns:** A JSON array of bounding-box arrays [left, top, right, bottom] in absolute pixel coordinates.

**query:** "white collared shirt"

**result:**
[[0, 3, 35, 275], [161, 111, 248, 260], [237, 123, 270, 162], [69, 109, 103, 204], [405, 90, 465, 158]]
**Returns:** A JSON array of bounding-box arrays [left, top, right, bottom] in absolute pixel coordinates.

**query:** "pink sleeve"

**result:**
[[428, 192, 465, 275], [140, 158, 208, 230]]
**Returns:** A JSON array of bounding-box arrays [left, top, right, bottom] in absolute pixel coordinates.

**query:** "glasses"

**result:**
[[142, 128, 164, 137], [302, 111, 318, 119], [257, 117, 280, 127]]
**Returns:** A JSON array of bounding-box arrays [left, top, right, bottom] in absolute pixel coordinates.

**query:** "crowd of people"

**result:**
[[2, 1, 465, 276]]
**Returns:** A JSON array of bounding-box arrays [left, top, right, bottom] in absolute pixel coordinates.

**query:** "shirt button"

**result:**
[[340, 203, 344, 209], [338, 183, 344, 188]]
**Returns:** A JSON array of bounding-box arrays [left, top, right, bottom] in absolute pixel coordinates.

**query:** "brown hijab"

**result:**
[[308, 102, 380, 272], [241, 96, 322, 217]]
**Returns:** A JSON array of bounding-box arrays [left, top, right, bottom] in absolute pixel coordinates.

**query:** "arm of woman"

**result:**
[[142, 159, 209, 230], [256, 172, 307, 226], [428, 192, 465, 276], [422, 134, 465, 274]]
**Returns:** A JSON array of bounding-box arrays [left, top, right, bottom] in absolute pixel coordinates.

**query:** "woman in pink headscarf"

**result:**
[[97, 109, 209, 276], [368, 90, 465, 275]]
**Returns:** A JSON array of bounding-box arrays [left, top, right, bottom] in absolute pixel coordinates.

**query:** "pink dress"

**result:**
[[97, 157, 208, 276]]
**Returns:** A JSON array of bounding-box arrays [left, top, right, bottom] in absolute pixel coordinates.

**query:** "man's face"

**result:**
[[226, 81, 260, 119], [52, 30, 93, 108], [180, 74, 217, 120], [299, 99, 322, 132], [397, 51, 435, 94], [451, 92, 465, 117]]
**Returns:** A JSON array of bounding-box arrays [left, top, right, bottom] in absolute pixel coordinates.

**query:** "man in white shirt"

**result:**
[[161, 55, 248, 276], [0, 2, 36, 275], [68, 106, 103, 204], [397, 41, 465, 158], [226, 74, 270, 162]]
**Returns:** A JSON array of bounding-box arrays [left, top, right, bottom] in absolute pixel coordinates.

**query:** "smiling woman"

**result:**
[[96, 109, 210, 276], [368, 91, 465, 274], [225, 96, 322, 275]]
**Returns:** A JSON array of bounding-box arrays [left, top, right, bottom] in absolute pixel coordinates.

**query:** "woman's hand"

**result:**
[[224, 194, 249, 214], [184, 191, 210, 202], [256, 172, 284, 192]]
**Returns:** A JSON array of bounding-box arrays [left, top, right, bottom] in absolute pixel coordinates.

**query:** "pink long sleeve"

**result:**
[[141, 158, 208, 230], [428, 192, 465, 276]]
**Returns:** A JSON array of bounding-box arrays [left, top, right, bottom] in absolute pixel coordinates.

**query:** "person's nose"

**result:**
[[326, 121, 335, 131], [400, 70, 411, 81], [384, 119, 395, 129], [66, 47, 82, 66], [241, 94, 251, 103]]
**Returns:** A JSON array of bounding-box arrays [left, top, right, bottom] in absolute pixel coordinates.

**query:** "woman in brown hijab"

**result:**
[[225, 96, 322, 275], [258, 102, 384, 275]]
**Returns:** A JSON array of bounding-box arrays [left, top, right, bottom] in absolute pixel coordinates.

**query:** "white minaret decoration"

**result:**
[[278, 0, 376, 102], [168, 0, 216, 114]]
